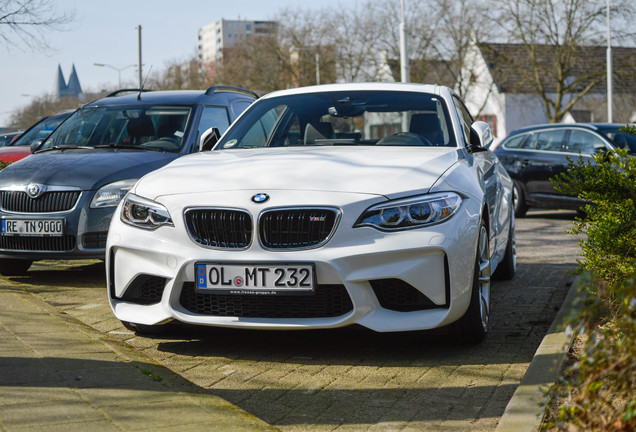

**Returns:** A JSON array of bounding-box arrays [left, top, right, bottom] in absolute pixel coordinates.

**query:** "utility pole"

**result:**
[[400, 0, 410, 132], [137, 25, 143, 88], [399, 0, 409, 84], [606, 0, 613, 123]]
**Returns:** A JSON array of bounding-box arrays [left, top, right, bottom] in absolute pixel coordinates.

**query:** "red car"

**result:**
[[0, 110, 74, 163]]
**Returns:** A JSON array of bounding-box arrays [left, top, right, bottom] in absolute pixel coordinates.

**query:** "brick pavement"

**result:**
[[0, 209, 580, 431], [0, 288, 278, 431]]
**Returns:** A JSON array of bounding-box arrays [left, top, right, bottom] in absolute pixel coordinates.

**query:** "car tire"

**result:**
[[121, 320, 172, 335], [0, 258, 33, 276], [493, 211, 516, 280], [455, 220, 490, 344], [512, 180, 528, 217]]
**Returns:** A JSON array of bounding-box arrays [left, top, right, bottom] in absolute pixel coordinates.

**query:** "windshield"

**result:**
[[598, 127, 636, 154], [12, 112, 71, 147], [40, 105, 191, 153], [216, 91, 456, 150]]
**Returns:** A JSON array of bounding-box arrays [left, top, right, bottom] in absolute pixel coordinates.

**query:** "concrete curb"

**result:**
[[495, 275, 585, 432]]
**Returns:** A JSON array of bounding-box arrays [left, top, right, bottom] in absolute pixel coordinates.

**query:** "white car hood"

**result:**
[[135, 146, 461, 199]]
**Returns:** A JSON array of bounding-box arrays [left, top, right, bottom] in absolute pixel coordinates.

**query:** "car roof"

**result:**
[[506, 122, 626, 138], [85, 88, 256, 108], [260, 82, 446, 100]]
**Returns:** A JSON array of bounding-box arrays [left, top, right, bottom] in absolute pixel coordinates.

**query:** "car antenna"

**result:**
[[137, 65, 153, 101]]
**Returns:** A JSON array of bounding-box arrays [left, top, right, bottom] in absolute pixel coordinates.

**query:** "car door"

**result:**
[[453, 96, 504, 250], [515, 129, 568, 202]]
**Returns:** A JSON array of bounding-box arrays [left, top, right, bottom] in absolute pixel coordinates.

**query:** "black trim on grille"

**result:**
[[108, 249, 116, 300], [0, 191, 80, 213], [185, 208, 252, 249], [179, 282, 353, 318], [370, 279, 445, 312], [121, 275, 167, 305], [444, 255, 451, 308], [0, 235, 75, 252], [259, 208, 338, 249], [82, 231, 108, 249]]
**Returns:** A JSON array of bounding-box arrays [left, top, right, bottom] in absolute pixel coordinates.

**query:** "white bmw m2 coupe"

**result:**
[[106, 83, 515, 344]]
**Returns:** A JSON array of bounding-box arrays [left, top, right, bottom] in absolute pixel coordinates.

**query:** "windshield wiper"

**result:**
[[35, 145, 93, 153], [95, 144, 161, 151]]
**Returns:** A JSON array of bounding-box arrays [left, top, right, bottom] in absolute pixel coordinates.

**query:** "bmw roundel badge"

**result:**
[[251, 193, 270, 204]]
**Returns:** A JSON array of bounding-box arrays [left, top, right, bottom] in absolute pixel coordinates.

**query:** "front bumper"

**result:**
[[0, 190, 114, 260], [107, 190, 482, 332]]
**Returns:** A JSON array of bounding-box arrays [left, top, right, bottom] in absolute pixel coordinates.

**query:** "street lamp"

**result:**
[[93, 63, 135, 88], [21, 93, 41, 118]]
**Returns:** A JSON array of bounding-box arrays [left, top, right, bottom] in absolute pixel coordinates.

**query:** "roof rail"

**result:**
[[106, 88, 153, 97], [204, 86, 258, 98]]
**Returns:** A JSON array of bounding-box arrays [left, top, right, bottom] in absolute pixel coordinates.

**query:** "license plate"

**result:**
[[195, 262, 315, 295], [1, 219, 64, 236]]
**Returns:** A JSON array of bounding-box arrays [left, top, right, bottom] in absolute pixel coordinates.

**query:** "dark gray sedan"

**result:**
[[494, 123, 636, 216], [0, 87, 256, 274]]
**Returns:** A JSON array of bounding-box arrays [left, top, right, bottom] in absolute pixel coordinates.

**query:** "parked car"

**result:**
[[0, 110, 74, 163], [0, 87, 257, 275], [0, 132, 21, 147], [106, 83, 515, 343], [494, 123, 636, 216]]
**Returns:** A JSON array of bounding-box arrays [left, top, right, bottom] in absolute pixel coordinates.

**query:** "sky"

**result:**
[[0, 0, 339, 128]]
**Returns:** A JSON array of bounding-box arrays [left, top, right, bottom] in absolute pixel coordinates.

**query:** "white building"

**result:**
[[197, 19, 277, 66], [461, 42, 636, 145]]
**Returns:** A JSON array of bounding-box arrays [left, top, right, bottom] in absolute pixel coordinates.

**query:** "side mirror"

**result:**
[[469, 121, 493, 150], [30, 139, 44, 153], [199, 127, 221, 152]]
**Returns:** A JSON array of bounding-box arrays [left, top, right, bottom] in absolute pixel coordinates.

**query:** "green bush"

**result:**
[[545, 130, 636, 431], [555, 147, 636, 286]]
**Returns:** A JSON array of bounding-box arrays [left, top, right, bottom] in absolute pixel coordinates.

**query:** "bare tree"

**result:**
[[150, 56, 209, 91], [498, 0, 636, 122], [325, 1, 384, 82], [0, 0, 74, 50], [214, 34, 291, 94], [375, 0, 441, 83], [8, 91, 106, 129], [429, 0, 501, 98], [277, 7, 335, 86]]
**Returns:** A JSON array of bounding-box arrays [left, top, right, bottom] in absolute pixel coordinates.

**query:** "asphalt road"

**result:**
[[1, 209, 581, 432]]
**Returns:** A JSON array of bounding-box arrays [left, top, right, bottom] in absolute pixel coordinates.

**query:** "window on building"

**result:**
[[569, 110, 593, 122]]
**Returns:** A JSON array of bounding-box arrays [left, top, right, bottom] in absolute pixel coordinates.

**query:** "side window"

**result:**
[[567, 130, 608, 155], [452, 96, 473, 144], [235, 106, 282, 148], [197, 106, 230, 140], [231, 100, 253, 119], [502, 134, 526, 149], [535, 130, 566, 152]]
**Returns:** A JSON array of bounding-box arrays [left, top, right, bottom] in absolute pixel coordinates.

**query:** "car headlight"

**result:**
[[120, 193, 173, 230], [354, 192, 462, 231], [90, 179, 138, 208]]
